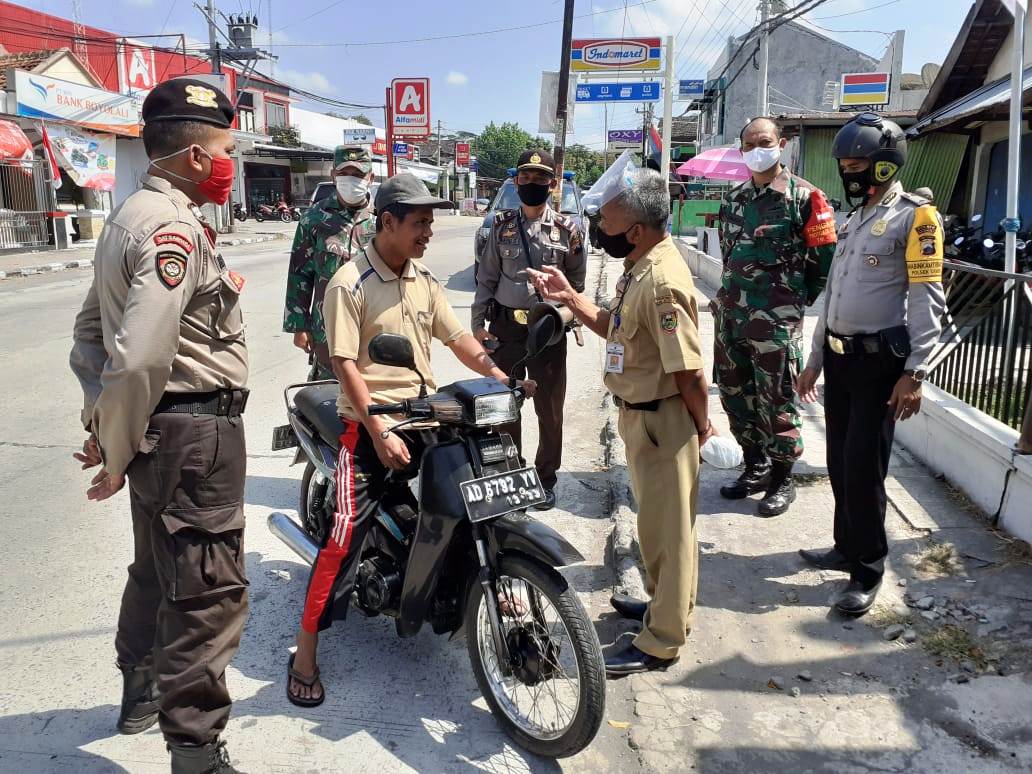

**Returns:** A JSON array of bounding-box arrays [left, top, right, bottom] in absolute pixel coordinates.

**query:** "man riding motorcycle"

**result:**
[[287, 173, 535, 706]]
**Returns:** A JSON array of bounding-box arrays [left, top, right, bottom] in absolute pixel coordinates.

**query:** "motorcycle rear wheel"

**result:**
[[279, 211, 292, 223], [465, 554, 605, 758], [254, 212, 265, 222]]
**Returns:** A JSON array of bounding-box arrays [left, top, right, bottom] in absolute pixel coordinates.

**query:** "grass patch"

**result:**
[[792, 472, 827, 488], [869, 607, 912, 628], [917, 542, 960, 576], [924, 624, 987, 668]]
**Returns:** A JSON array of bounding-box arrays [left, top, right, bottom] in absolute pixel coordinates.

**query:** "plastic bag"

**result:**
[[700, 434, 744, 469], [581, 149, 639, 214]]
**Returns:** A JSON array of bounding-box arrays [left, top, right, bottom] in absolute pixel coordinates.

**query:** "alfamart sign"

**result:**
[[570, 38, 661, 72], [12, 70, 142, 137]]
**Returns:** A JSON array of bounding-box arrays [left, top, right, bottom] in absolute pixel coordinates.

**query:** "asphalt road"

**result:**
[[0, 216, 635, 773]]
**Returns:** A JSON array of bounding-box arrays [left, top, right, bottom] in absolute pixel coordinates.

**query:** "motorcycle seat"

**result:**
[[295, 384, 346, 449]]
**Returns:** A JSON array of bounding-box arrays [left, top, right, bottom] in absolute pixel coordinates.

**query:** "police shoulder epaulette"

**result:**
[[554, 214, 576, 231], [900, 191, 931, 207], [416, 264, 440, 284], [495, 209, 517, 226]]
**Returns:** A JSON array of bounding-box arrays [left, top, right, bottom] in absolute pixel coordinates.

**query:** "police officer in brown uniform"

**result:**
[[472, 149, 586, 509], [530, 168, 712, 676], [70, 79, 248, 774]]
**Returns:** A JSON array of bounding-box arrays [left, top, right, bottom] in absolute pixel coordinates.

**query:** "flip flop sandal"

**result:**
[[286, 653, 325, 708]]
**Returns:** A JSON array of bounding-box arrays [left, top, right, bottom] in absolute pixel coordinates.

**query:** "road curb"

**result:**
[[0, 233, 285, 281]]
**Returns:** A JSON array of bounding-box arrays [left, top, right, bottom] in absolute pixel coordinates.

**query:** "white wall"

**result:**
[[114, 137, 150, 207], [986, 10, 1032, 82], [290, 107, 383, 151]]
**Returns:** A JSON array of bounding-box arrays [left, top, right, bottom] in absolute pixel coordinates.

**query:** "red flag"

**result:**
[[40, 122, 62, 190]]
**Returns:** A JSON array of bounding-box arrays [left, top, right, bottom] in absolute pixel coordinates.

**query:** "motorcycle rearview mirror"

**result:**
[[954, 236, 965, 247], [971, 214, 983, 224], [368, 334, 427, 397], [525, 315, 557, 360], [527, 301, 573, 352]]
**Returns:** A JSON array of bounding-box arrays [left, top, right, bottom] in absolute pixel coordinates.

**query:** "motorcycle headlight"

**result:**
[[473, 392, 518, 426]]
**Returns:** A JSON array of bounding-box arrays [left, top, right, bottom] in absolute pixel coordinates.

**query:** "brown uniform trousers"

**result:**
[[619, 395, 700, 659], [116, 406, 248, 746], [489, 312, 567, 490]]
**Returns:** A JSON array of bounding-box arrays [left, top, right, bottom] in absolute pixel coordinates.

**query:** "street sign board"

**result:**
[[470, 158, 479, 173], [570, 38, 661, 72], [537, 71, 577, 134], [343, 127, 376, 145], [455, 142, 471, 172], [393, 142, 409, 155], [117, 40, 157, 96], [607, 129, 643, 149], [12, 69, 143, 136], [575, 81, 660, 103], [391, 77, 431, 138], [678, 79, 704, 99], [839, 72, 891, 106]]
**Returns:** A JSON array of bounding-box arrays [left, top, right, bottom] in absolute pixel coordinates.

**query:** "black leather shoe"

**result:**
[[833, 580, 882, 616], [757, 461, 796, 517], [610, 593, 647, 621], [798, 547, 852, 572], [532, 489, 557, 511], [117, 662, 159, 735], [604, 641, 678, 676], [719, 448, 771, 499], [169, 739, 244, 774]]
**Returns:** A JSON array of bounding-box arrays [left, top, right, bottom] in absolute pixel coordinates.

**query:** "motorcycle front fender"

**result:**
[[487, 512, 585, 568]]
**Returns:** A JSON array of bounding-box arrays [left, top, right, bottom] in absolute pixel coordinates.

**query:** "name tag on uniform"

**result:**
[[605, 342, 625, 374]]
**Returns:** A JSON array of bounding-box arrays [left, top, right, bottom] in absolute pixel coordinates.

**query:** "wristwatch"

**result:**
[[905, 369, 927, 382]]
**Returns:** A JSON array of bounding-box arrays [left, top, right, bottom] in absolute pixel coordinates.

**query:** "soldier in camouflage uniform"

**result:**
[[715, 118, 837, 516], [284, 145, 376, 379]]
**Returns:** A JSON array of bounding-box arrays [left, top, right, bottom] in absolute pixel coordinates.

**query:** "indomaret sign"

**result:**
[[570, 38, 661, 72], [391, 78, 431, 139]]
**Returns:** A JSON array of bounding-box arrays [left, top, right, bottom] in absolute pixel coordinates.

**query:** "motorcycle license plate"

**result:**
[[460, 467, 546, 523], [271, 424, 299, 451]]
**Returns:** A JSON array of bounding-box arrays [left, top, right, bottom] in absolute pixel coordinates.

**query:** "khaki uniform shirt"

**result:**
[[603, 237, 705, 404], [70, 174, 248, 477], [471, 204, 586, 331], [323, 240, 468, 420], [807, 181, 946, 373]]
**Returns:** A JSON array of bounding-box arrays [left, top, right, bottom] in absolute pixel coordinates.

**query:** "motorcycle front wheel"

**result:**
[[279, 211, 292, 223], [254, 212, 265, 222], [465, 554, 605, 758]]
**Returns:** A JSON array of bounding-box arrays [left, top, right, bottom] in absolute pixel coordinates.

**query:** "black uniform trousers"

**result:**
[[117, 410, 248, 746], [488, 313, 568, 491], [823, 344, 905, 589]]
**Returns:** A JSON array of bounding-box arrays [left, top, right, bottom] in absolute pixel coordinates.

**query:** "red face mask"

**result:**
[[151, 146, 235, 205]]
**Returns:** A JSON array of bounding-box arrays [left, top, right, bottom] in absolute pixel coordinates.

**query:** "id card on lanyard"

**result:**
[[606, 273, 632, 374]]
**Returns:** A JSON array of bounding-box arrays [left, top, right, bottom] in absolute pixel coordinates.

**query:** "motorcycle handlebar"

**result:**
[[368, 402, 406, 416]]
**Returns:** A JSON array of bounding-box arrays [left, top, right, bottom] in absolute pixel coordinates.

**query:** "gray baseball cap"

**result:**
[[374, 173, 452, 212]]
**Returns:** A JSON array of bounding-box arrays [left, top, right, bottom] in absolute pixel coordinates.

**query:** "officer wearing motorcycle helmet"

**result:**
[[795, 112, 945, 617]]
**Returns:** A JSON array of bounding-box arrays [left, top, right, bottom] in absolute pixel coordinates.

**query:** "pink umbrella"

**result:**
[[676, 147, 750, 182]]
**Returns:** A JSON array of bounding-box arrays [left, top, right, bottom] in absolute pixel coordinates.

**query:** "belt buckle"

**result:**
[[217, 390, 232, 415], [827, 335, 846, 355], [513, 309, 529, 325]]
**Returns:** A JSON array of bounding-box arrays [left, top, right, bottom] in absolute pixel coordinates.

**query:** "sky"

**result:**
[[13, 0, 977, 152]]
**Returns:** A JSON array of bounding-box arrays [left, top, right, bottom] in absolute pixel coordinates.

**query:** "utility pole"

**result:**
[[660, 35, 674, 187], [206, 0, 222, 74], [757, 0, 770, 116], [553, 0, 575, 196], [436, 120, 442, 166], [603, 104, 609, 168]]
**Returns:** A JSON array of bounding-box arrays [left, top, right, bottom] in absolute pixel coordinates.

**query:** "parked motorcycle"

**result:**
[[268, 321, 606, 758], [253, 200, 293, 223], [290, 205, 302, 221], [232, 202, 247, 222]]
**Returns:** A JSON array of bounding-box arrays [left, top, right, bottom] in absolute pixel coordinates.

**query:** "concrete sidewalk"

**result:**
[[0, 219, 293, 280], [598, 248, 1032, 772]]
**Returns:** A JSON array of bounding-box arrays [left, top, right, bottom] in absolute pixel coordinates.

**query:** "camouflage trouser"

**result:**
[[308, 341, 335, 381], [714, 314, 804, 463]]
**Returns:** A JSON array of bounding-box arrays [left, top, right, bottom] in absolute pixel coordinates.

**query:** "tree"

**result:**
[[270, 125, 302, 147], [350, 113, 373, 126], [476, 121, 534, 180], [561, 143, 605, 187]]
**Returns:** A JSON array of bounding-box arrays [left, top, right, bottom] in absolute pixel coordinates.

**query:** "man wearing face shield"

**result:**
[[471, 149, 586, 510], [715, 117, 837, 518], [795, 113, 945, 617], [70, 78, 249, 773], [284, 145, 376, 379], [528, 168, 711, 675]]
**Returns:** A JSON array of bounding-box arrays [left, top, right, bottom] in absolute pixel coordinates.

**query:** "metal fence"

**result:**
[[0, 158, 54, 250], [929, 261, 1032, 431]]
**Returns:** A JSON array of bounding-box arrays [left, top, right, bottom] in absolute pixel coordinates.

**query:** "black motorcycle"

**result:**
[[268, 323, 605, 758], [232, 202, 247, 222]]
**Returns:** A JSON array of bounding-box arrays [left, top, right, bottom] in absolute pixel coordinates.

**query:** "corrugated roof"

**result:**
[[0, 49, 59, 87]]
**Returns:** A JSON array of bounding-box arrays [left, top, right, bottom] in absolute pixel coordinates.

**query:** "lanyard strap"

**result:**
[[516, 210, 543, 301]]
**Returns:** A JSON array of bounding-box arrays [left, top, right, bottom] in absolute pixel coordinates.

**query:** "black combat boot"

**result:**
[[116, 662, 159, 735], [169, 739, 245, 774], [719, 446, 771, 499], [757, 461, 796, 517]]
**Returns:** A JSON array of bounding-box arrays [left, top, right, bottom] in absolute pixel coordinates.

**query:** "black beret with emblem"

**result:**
[[142, 78, 235, 128]]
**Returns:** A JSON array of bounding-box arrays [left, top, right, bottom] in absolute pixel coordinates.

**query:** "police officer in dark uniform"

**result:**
[[70, 78, 249, 773], [796, 113, 945, 616], [471, 149, 587, 509]]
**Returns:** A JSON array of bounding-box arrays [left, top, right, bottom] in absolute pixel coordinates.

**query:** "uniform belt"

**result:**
[[613, 396, 661, 412], [154, 388, 250, 417], [826, 331, 881, 356], [500, 306, 530, 325]]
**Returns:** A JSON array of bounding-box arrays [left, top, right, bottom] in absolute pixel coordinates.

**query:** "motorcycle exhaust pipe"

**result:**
[[267, 512, 318, 566]]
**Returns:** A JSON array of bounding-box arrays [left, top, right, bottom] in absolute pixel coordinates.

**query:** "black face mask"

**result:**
[[517, 182, 551, 207], [839, 167, 875, 206], [596, 224, 637, 259]]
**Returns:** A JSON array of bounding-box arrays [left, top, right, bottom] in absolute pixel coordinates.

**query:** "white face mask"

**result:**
[[335, 176, 370, 205], [743, 145, 782, 174]]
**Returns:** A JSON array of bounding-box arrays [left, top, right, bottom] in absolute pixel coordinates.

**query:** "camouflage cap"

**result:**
[[334, 144, 373, 173]]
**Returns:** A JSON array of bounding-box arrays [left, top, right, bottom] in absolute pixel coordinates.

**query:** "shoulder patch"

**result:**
[[659, 309, 678, 334], [156, 252, 187, 289], [905, 204, 943, 282], [153, 231, 194, 254]]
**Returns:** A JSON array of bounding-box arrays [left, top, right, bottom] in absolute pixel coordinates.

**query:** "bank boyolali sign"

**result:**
[[12, 70, 142, 137], [570, 38, 661, 72]]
